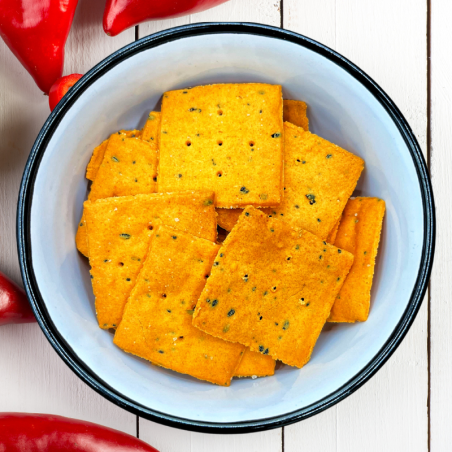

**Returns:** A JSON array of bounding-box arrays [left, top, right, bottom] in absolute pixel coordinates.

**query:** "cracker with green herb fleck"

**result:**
[[76, 214, 91, 257], [215, 99, 309, 230], [234, 348, 275, 378], [158, 83, 284, 208], [114, 225, 245, 386], [268, 122, 364, 240], [328, 197, 385, 323], [76, 133, 159, 257], [215, 123, 363, 238], [283, 100, 309, 131], [86, 129, 142, 181], [89, 133, 158, 200], [141, 111, 161, 145], [84, 191, 217, 329], [193, 206, 354, 368], [327, 219, 341, 244]]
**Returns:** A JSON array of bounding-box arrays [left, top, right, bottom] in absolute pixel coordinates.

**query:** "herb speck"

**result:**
[[306, 194, 316, 205]]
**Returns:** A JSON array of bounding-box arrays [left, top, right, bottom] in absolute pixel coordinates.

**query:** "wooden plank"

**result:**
[[138, 0, 281, 447], [0, 0, 135, 433], [430, 0, 452, 450], [284, 1, 428, 451], [64, 0, 135, 74], [140, 422, 282, 452]]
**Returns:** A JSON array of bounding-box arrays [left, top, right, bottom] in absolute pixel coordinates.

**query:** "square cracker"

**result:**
[[215, 100, 309, 230], [84, 191, 217, 329], [267, 123, 363, 240], [328, 197, 385, 323], [77, 133, 159, 256], [193, 207, 354, 368], [234, 348, 275, 378], [86, 129, 141, 182], [141, 111, 161, 145], [114, 225, 245, 386], [283, 100, 309, 131], [158, 83, 284, 208], [215, 123, 364, 240], [89, 133, 158, 200]]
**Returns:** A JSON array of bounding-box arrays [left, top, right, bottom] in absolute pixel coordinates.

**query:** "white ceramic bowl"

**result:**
[[17, 23, 435, 433]]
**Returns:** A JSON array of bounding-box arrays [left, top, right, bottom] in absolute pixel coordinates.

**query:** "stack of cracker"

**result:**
[[77, 83, 385, 386]]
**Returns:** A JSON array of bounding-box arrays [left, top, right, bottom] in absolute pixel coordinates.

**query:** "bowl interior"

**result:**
[[28, 31, 424, 425]]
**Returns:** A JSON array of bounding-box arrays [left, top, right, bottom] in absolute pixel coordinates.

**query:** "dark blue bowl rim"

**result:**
[[17, 22, 435, 434]]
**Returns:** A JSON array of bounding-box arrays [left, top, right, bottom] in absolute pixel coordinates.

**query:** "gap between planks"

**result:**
[[426, 0, 431, 450]]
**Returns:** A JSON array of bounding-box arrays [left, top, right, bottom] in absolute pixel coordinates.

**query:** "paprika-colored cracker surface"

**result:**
[[234, 348, 276, 378], [283, 100, 309, 131], [86, 129, 142, 181], [268, 122, 363, 240], [114, 225, 245, 386], [77, 132, 158, 256], [215, 123, 363, 237], [89, 133, 158, 200], [158, 83, 284, 208], [193, 207, 354, 368], [141, 111, 161, 145], [327, 219, 341, 244], [75, 213, 90, 257], [328, 197, 386, 323], [84, 191, 217, 329], [215, 100, 309, 230], [216, 208, 243, 232]]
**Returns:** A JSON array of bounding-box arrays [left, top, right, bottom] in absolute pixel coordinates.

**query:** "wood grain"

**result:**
[[0, 0, 136, 433], [430, 0, 451, 450], [284, 0, 428, 451]]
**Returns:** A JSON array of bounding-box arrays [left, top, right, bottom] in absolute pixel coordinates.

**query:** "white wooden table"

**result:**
[[0, 0, 448, 450]]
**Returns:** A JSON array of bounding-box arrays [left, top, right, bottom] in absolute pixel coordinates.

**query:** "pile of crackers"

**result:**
[[76, 83, 385, 386]]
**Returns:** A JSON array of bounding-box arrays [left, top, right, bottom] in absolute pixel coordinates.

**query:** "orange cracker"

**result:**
[[86, 129, 141, 181], [158, 83, 284, 208], [215, 123, 364, 238], [76, 133, 159, 257], [89, 133, 158, 200], [328, 197, 386, 323], [141, 111, 161, 145], [327, 219, 341, 244], [283, 100, 309, 131], [193, 207, 354, 368], [268, 122, 364, 240], [234, 348, 275, 378], [75, 215, 90, 257], [84, 191, 217, 329], [215, 100, 309, 230], [216, 208, 243, 232], [114, 225, 245, 386]]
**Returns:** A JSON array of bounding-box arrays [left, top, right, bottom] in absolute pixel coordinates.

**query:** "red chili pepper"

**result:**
[[103, 0, 230, 37], [0, 0, 79, 94], [0, 413, 160, 451], [49, 74, 83, 111], [0, 271, 35, 326]]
